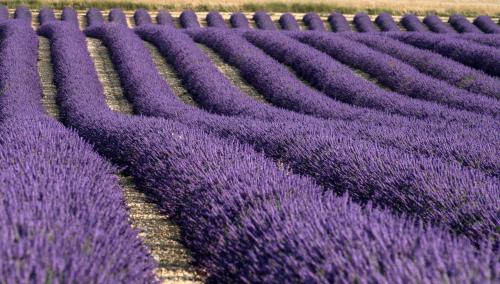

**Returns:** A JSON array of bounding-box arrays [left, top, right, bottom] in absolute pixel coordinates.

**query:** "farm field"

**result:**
[[0, 4, 499, 284]]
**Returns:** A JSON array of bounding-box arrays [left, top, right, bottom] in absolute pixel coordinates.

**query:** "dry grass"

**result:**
[[3, 0, 500, 16]]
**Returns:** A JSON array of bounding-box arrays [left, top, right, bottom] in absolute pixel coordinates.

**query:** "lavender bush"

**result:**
[[279, 13, 300, 30], [327, 12, 351, 32]]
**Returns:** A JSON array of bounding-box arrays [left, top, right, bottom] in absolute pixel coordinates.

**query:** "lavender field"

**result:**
[[0, 5, 499, 283]]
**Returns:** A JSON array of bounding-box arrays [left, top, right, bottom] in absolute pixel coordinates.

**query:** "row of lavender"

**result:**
[[1, 5, 498, 283], [0, 8, 157, 283]]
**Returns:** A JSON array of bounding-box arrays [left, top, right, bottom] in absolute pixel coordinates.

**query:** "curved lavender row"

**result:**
[[327, 12, 351, 32], [156, 10, 174, 26], [183, 28, 381, 122], [87, 8, 104, 26], [294, 32, 500, 116], [456, 33, 500, 48], [345, 33, 500, 99], [206, 11, 226, 27], [230, 12, 250, 29], [400, 14, 427, 31], [136, 28, 288, 120], [122, 25, 500, 241], [41, 20, 499, 283], [61, 7, 79, 28], [423, 15, 456, 33], [109, 8, 127, 26], [14, 6, 31, 25], [449, 14, 482, 33], [39, 8, 56, 24], [0, 20, 157, 282], [0, 5, 8, 21], [388, 32, 500, 77], [180, 10, 200, 28], [279, 13, 300, 30], [303, 12, 325, 31], [134, 8, 151, 26], [253, 11, 276, 30], [374, 12, 400, 31], [353, 12, 377, 32], [474, 15, 500, 34]]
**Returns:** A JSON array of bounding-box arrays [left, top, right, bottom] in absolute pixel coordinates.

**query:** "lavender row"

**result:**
[[353, 12, 378, 32], [423, 15, 456, 33], [0, 18, 157, 282], [388, 32, 500, 77], [130, 24, 500, 240], [401, 14, 428, 31], [253, 11, 276, 30], [449, 14, 482, 33], [292, 32, 500, 115], [206, 11, 226, 28], [474, 15, 500, 34], [303, 12, 325, 31], [328, 12, 351, 32], [156, 10, 175, 26], [108, 8, 127, 26], [374, 12, 400, 31], [134, 8, 152, 26], [279, 13, 300, 30], [39, 19, 500, 283], [343, 32, 500, 99], [180, 10, 200, 28]]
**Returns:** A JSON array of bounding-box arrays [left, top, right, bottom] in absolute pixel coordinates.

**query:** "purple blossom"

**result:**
[[279, 13, 300, 30], [375, 12, 400, 31], [86, 8, 104, 26], [61, 7, 79, 28], [449, 14, 482, 33], [0, 5, 8, 21], [474, 15, 500, 33], [156, 10, 174, 27], [253, 11, 276, 30], [39, 7, 56, 24], [108, 8, 127, 26], [180, 10, 200, 28], [400, 14, 428, 31], [423, 14, 456, 33], [206, 11, 226, 27], [230, 12, 250, 29], [353, 12, 377, 32], [327, 12, 352, 32], [303, 12, 325, 31], [134, 8, 151, 26]]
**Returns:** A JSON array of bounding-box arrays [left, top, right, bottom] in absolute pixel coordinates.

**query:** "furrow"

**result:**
[[195, 43, 269, 103], [86, 38, 135, 113], [142, 41, 198, 106], [85, 37, 203, 283], [38, 36, 60, 119], [119, 176, 204, 284]]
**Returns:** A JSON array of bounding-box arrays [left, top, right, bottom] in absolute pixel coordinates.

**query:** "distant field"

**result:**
[[2, 0, 500, 16]]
